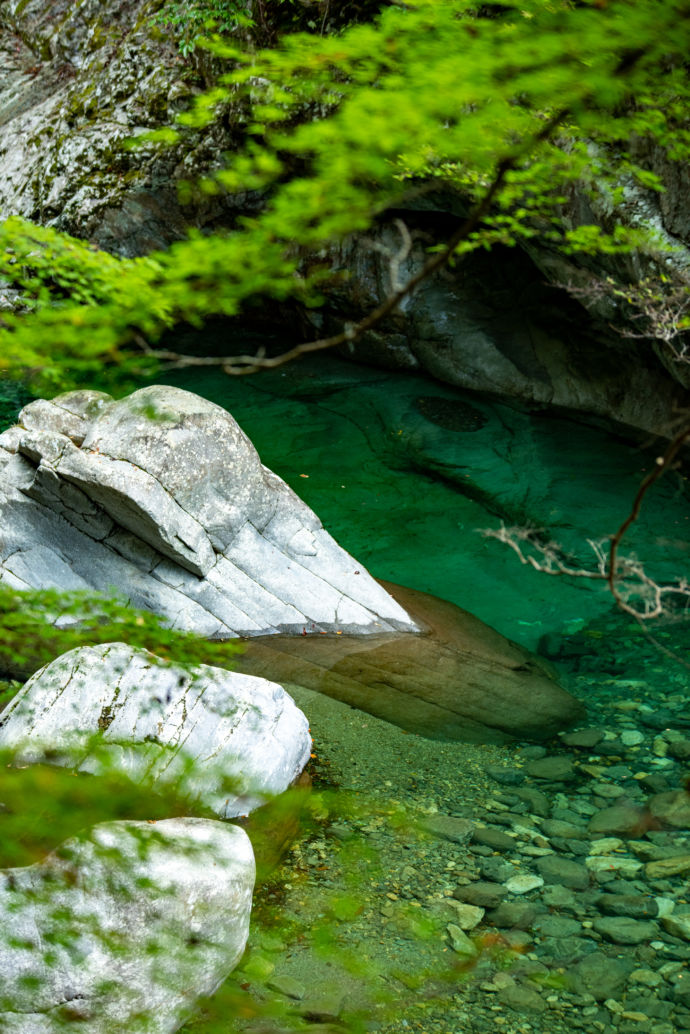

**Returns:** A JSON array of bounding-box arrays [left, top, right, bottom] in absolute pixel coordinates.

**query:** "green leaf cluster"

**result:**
[[0, 583, 240, 680], [1, 0, 689, 391], [155, 0, 255, 55]]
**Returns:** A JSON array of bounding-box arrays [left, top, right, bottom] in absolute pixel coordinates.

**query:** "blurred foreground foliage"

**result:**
[[0, 584, 240, 681], [1, 0, 690, 1028], [180, 787, 533, 1034], [0, 755, 204, 869]]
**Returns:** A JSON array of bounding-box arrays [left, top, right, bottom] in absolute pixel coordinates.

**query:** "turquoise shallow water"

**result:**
[[160, 355, 690, 1033], [157, 354, 690, 672]]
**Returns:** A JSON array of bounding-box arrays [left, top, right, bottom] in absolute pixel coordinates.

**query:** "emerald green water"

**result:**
[[159, 354, 690, 668], [3, 356, 688, 688], [2, 359, 690, 1033]]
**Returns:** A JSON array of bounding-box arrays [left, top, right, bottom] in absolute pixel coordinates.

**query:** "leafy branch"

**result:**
[[3, 1, 690, 392]]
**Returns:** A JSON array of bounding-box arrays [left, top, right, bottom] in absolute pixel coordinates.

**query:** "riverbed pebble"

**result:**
[[535, 854, 590, 888], [588, 802, 647, 835], [593, 916, 659, 944], [525, 756, 578, 782], [454, 881, 506, 908], [227, 659, 690, 1034], [504, 872, 545, 894]]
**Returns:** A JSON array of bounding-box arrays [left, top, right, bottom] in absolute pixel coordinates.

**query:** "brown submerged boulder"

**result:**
[[232, 581, 584, 745]]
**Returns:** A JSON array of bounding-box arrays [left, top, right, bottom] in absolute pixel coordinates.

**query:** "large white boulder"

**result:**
[[0, 817, 255, 1033], [0, 385, 417, 637], [0, 642, 312, 817]]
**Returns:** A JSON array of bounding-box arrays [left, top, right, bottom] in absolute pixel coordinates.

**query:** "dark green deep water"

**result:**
[[2, 356, 689, 695], [154, 354, 690, 703]]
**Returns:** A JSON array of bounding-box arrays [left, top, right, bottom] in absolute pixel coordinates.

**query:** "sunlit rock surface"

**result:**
[[0, 817, 255, 1033], [0, 642, 312, 817], [0, 384, 417, 636]]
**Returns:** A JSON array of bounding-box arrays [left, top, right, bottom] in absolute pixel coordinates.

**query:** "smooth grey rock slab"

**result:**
[[0, 817, 255, 1033], [592, 915, 658, 945], [0, 385, 417, 637], [0, 643, 312, 817], [534, 855, 590, 890]]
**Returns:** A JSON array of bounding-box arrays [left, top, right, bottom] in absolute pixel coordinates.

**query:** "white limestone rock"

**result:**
[[13, 390, 112, 445], [0, 642, 312, 817], [0, 385, 417, 637], [29, 434, 218, 577], [0, 817, 255, 1033]]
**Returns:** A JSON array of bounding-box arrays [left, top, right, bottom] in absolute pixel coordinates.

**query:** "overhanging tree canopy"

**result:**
[[0, 0, 689, 391]]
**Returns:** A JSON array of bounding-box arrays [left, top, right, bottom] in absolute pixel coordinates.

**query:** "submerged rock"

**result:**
[[0, 817, 255, 1033], [233, 582, 585, 744], [0, 385, 417, 638], [648, 789, 690, 830], [0, 642, 311, 817]]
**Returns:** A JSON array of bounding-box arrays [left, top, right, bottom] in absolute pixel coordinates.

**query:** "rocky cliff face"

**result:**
[[1, 0, 687, 435], [311, 218, 689, 437], [0, 0, 235, 255]]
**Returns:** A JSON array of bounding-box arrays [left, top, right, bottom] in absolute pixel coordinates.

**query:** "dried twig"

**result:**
[[482, 521, 690, 620], [563, 275, 690, 357], [608, 419, 690, 616], [483, 415, 690, 623]]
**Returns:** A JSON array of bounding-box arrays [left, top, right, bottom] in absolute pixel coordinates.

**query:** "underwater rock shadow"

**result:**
[[232, 581, 585, 745]]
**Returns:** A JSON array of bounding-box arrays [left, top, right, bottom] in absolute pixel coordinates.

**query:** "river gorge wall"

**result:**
[[1, 0, 689, 437]]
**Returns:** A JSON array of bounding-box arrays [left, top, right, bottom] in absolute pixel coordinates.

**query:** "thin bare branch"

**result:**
[[482, 515, 690, 622], [608, 420, 690, 615], [139, 106, 570, 376], [360, 218, 415, 295], [562, 275, 690, 355]]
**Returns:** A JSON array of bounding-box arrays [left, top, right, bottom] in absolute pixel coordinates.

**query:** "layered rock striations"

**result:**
[[0, 384, 418, 637], [0, 642, 312, 817]]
